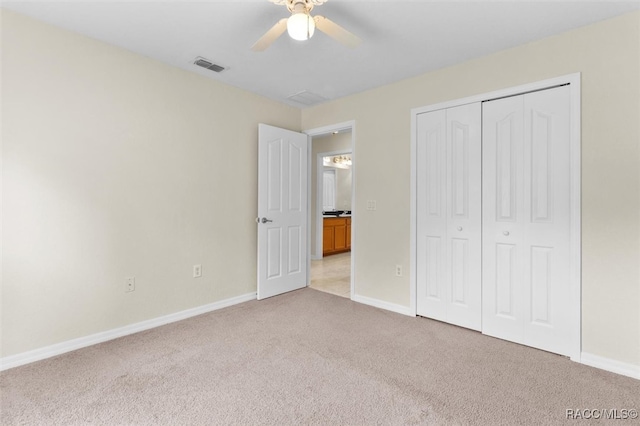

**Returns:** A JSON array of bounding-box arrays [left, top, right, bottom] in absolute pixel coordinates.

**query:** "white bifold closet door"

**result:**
[[482, 85, 572, 356], [416, 102, 482, 331]]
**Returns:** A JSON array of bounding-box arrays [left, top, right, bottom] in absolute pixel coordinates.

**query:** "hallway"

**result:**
[[309, 252, 351, 298]]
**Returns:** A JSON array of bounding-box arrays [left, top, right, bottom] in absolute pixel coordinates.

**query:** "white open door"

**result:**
[[257, 124, 308, 300]]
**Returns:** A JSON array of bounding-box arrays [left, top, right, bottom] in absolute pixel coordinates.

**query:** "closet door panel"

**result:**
[[482, 86, 573, 357], [445, 103, 482, 331], [416, 110, 447, 321], [523, 86, 572, 356], [482, 95, 526, 343], [416, 103, 481, 330]]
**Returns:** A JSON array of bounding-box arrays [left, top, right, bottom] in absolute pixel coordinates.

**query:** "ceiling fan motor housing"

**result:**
[[280, 0, 327, 14]]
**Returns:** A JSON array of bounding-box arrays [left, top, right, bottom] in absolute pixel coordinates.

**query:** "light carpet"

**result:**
[[1, 288, 638, 425]]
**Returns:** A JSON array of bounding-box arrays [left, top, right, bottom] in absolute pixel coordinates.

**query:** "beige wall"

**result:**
[[1, 11, 300, 357], [302, 12, 640, 367], [310, 132, 352, 258]]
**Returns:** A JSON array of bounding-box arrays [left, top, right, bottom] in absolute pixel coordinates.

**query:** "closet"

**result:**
[[415, 83, 576, 357]]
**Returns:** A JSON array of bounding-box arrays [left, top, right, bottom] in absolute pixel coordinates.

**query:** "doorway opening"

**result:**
[[305, 122, 355, 300]]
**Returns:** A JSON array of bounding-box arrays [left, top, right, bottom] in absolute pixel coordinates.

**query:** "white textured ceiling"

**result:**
[[3, 0, 639, 107]]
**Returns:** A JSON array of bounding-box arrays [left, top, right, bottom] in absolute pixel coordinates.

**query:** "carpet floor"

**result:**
[[1, 288, 638, 425]]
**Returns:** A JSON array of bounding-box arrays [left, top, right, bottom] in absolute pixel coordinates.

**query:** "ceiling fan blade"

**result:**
[[314, 15, 361, 48], [251, 18, 288, 51]]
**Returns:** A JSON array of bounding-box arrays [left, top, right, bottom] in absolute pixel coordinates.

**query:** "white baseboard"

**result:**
[[0, 292, 257, 372], [352, 294, 414, 317], [580, 352, 640, 380]]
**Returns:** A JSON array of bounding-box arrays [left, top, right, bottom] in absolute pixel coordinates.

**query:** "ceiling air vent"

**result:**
[[193, 57, 225, 73], [287, 90, 327, 107]]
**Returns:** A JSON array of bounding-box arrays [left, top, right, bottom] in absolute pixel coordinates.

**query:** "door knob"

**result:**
[[457, 226, 463, 231], [261, 217, 273, 224], [503, 231, 510, 236]]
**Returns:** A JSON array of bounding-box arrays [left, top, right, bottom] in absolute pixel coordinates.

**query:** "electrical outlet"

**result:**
[[125, 276, 135, 292], [193, 264, 202, 278], [366, 200, 377, 211], [395, 265, 402, 277]]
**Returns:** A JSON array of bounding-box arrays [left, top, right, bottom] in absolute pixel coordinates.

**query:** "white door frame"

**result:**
[[410, 73, 581, 361], [316, 149, 352, 260], [304, 121, 356, 300]]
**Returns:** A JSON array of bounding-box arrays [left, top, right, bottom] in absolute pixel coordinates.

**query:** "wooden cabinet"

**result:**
[[323, 217, 352, 256], [323, 225, 334, 254]]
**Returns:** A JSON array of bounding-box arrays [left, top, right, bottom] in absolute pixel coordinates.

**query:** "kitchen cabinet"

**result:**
[[323, 217, 351, 256]]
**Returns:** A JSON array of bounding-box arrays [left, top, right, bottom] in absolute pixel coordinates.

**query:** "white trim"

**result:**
[[0, 292, 257, 372], [304, 121, 356, 300], [352, 294, 414, 317], [409, 105, 418, 317], [410, 73, 581, 359], [568, 75, 582, 362], [580, 352, 640, 380], [306, 134, 313, 284], [349, 126, 356, 300], [304, 121, 354, 137]]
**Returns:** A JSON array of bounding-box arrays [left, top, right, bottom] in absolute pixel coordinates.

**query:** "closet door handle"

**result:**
[[503, 231, 510, 236], [457, 226, 463, 231]]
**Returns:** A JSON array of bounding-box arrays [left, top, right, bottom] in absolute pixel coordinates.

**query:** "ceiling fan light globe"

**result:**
[[287, 13, 315, 41]]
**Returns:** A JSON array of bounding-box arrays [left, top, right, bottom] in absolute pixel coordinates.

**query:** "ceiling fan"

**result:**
[[251, 0, 361, 51]]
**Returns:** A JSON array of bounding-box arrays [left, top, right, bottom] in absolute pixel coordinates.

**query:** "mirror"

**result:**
[[322, 155, 352, 213]]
